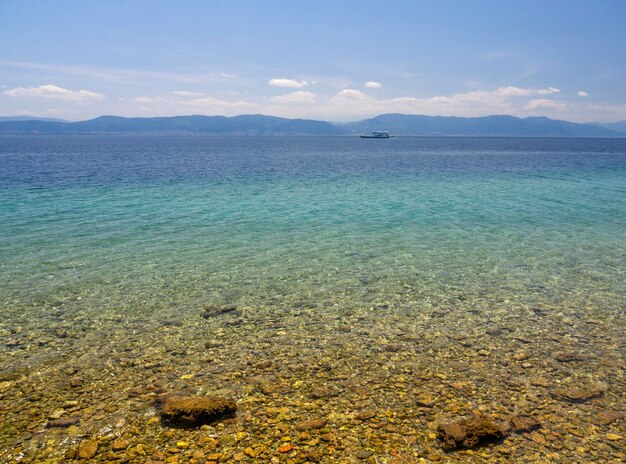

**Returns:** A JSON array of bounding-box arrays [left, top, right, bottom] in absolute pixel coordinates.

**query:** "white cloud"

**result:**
[[493, 86, 559, 97], [364, 81, 382, 88], [577, 91, 589, 97], [4, 84, 104, 101], [335, 89, 368, 99], [537, 86, 560, 95], [525, 99, 566, 110], [271, 91, 317, 104], [268, 78, 309, 88]]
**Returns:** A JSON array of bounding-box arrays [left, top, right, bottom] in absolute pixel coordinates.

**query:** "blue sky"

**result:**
[[1, 0, 625, 122]]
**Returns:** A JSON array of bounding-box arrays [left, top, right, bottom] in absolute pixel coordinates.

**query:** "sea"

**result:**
[[1, 135, 624, 462]]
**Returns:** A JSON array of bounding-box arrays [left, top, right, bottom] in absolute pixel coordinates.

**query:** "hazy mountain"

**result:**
[[0, 120, 68, 133], [588, 120, 626, 134], [341, 114, 621, 137], [0, 114, 343, 135], [0, 116, 69, 123], [0, 113, 623, 137]]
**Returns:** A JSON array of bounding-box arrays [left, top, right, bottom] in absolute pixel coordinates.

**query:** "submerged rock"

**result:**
[[354, 410, 377, 421], [554, 351, 588, 362], [554, 384, 606, 403], [47, 416, 80, 428], [78, 440, 98, 459], [200, 304, 239, 319], [160, 396, 237, 426], [295, 418, 328, 431], [591, 409, 624, 426], [509, 415, 541, 433], [437, 412, 507, 450]]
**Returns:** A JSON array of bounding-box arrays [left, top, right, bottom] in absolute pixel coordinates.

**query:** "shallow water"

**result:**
[[0, 136, 624, 463]]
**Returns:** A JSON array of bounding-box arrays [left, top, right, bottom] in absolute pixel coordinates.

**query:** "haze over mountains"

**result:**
[[0, 114, 624, 137]]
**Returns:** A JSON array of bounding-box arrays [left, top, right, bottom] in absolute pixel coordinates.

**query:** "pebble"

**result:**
[[47, 416, 80, 428], [295, 418, 328, 431], [355, 410, 377, 421], [78, 440, 98, 459], [48, 408, 66, 419], [415, 394, 436, 408], [277, 443, 292, 453], [112, 439, 129, 451]]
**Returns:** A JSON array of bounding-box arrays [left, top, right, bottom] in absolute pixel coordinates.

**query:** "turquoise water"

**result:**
[[1, 136, 624, 316], [1, 135, 625, 462]]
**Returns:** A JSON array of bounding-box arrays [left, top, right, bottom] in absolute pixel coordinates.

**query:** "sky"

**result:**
[[1, 0, 625, 122]]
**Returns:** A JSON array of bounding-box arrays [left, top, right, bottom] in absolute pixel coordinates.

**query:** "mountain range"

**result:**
[[0, 113, 624, 137]]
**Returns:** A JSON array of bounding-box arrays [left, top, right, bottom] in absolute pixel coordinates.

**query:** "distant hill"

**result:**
[[589, 120, 626, 135], [0, 113, 623, 137], [0, 115, 69, 123], [0, 114, 343, 135], [340, 114, 622, 137]]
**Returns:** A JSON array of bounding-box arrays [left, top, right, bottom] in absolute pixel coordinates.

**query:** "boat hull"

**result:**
[[360, 134, 391, 138]]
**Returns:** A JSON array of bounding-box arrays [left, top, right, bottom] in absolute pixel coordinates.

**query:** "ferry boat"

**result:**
[[360, 131, 391, 138]]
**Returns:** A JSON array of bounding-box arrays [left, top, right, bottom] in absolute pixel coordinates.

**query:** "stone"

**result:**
[[277, 444, 292, 453], [200, 305, 238, 319], [78, 440, 98, 459], [111, 440, 129, 451], [160, 396, 237, 426], [554, 385, 605, 403], [437, 412, 507, 450], [415, 394, 436, 408], [254, 379, 278, 396], [354, 410, 377, 421], [47, 416, 80, 428], [509, 415, 540, 433], [382, 343, 403, 352], [591, 409, 623, 426], [295, 418, 328, 431], [69, 377, 84, 388], [554, 351, 587, 362], [310, 385, 339, 399], [356, 449, 373, 459], [48, 409, 66, 419]]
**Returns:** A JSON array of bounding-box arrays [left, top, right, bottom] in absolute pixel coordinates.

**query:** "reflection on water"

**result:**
[[0, 136, 624, 462]]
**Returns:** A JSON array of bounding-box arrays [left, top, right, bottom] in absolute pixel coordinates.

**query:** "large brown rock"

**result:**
[[160, 396, 237, 426], [437, 412, 507, 450]]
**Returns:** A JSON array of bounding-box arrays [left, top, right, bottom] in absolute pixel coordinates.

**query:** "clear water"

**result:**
[[1, 135, 625, 462], [2, 136, 624, 315]]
